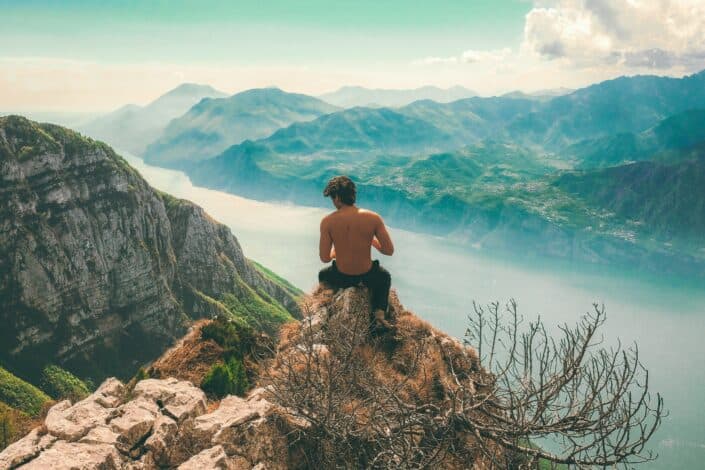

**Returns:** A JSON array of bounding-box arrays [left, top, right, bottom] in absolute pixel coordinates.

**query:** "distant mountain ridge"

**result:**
[[80, 83, 226, 155], [143, 88, 339, 167], [318, 85, 477, 108]]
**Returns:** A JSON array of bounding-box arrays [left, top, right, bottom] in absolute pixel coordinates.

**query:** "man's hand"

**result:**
[[371, 237, 382, 251]]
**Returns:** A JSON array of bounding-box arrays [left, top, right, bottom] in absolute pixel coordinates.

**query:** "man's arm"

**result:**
[[373, 215, 394, 256], [319, 218, 334, 263]]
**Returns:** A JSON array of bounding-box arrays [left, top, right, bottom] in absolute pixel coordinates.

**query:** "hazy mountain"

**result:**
[[318, 85, 477, 108], [508, 70, 705, 148], [566, 109, 705, 168], [0, 115, 299, 385], [556, 152, 705, 243], [80, 83, 226, 155], [143, 88, 339, 167], [501, 87, 574, 101]]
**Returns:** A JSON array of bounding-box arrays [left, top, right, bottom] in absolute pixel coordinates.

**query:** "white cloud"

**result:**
[[412, 56, 459, 66], [413, 48, 513, 66], [461, 48, 512, 63], [523, 0, 705, 69]]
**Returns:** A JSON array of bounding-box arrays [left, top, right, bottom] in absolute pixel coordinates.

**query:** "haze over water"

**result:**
[[124, 152, 705, 469]]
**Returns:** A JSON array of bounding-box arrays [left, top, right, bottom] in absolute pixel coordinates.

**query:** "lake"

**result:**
[[123, 152, 705, 469]]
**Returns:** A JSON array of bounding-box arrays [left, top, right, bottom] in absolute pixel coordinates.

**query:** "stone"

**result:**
[[133, 378, 207, 422], [91, 377, 126, 408], [177, 445, 231, 470], [0, 428, 57, 469], [143, 414, 178, 466], [109, 398, 159, 454], [45, 397, 113, 442], [78, 425, 119, 446], [19, 441, 122, 470]]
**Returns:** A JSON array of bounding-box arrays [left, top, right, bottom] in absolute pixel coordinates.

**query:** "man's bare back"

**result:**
[[319, 206, 394, 275]]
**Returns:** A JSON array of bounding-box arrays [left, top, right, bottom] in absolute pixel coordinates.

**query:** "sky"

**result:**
[[1, 0, 705, 111]]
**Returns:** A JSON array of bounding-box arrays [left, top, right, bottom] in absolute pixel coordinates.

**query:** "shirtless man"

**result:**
[[318, 176, 395, 330]]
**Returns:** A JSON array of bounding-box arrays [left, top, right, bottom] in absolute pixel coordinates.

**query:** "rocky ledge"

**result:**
[[0, 374, 305, 470]]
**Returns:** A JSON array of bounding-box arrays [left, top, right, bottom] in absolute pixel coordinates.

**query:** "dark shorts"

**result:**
[[318, 260, 392, 313]]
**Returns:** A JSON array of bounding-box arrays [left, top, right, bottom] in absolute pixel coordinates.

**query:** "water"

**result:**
[[123, 152, 705, 469]]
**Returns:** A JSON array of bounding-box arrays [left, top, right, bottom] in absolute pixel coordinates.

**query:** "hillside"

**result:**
[[80, 83, 226, 155], [143, 88, 339, 167], [565, 109, 705, 169], [318, 85, 477, 108], [0, 116, 300, 389]]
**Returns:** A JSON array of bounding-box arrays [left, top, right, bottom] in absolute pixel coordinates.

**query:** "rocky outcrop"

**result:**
[[0, 286, 489, 469], [0, 116, 300, 382], [0, 375, 305, 469]]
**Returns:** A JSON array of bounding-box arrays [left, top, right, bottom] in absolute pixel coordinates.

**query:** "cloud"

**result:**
[[412, 56, 459, 66], [413, 48, 512, 66], [523, 0, 705, 70], [461, 48, 512, 63]]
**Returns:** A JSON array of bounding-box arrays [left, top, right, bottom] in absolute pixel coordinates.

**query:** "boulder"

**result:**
[[45, 398, 113, 442], [0, 429, 57, 469], [177, 445, 231, 470], [143, 415, 178, 466], [109, 399, 159, 455], [19, 441, 121, 469], [133, 378, 206, 422]]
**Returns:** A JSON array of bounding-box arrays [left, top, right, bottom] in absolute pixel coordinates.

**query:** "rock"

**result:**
[[143, 415, 178, 466], [0, 428, 57, 469], [109, 398, 159, 454], [133, 378, 207, 422], [92, 378, 126, 408], [177, 445, 231, 470], [19, 441, 122, 470], [45, 397, 113, 442], [79, 426, 119, 446]]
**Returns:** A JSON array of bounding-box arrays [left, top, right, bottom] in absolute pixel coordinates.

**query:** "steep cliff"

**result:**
[[0, 116, 300, 384]]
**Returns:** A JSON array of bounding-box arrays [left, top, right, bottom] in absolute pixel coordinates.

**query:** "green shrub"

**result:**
[[200, 357, 249, 398], [40, 365, 91, 402], [201, 315, 255, 358], [0, 367, 51, 416], [133, 367, 150, 382]]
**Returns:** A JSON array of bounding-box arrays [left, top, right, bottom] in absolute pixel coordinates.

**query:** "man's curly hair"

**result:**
[[323, 175, 356, 205]]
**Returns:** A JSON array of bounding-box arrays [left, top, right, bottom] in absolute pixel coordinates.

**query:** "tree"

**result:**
[[462, 300, 664, 468], [261, 293, 664, 469]]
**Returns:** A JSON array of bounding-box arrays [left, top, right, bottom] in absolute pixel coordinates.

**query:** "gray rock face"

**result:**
[[0, 377, 305, 469], [0, 116, 299, 381]]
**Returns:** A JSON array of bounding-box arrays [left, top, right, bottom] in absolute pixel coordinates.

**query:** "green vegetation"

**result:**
[[39, 365, 91, 402], [250, 260, 303, 299], [221, 278, 293, 333], [0, 402, 21, 451], [200, 357, 249, 398], [199, 315, 256, 398], [0, 367, 51, 416]]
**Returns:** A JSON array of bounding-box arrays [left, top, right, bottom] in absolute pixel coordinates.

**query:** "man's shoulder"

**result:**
[[357, 207, 381, 218]]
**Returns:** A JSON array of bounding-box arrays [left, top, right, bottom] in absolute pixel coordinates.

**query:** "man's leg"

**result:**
[[318, 262, 338, 287], [363, 261, 392, 329]]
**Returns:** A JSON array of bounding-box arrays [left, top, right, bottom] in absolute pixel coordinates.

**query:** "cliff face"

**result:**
[[0, 116, 299, 382]]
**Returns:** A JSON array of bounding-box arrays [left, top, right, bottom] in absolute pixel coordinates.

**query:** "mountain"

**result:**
[[318, 85, 477, 108], [0, 116, 300, 388], [508, 70, 705, 148], [79, 83, 226, 155], [501, 87, 574, 101], [565, 109, 705, 168], [555, 152, 705, 243], [143, 88, 339, 167]]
